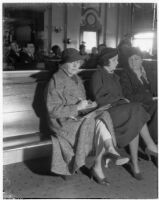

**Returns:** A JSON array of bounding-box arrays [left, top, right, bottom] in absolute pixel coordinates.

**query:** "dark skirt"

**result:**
[[108, 100, 150, 147]]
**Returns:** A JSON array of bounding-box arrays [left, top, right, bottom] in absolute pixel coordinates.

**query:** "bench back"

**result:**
[[3, 61, 157, 148]]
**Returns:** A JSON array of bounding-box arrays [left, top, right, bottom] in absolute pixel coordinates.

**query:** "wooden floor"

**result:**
[[3, 156, 158, 199]]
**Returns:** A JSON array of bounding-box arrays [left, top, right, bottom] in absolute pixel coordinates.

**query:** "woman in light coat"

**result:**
[[45, 48, 129, 185]]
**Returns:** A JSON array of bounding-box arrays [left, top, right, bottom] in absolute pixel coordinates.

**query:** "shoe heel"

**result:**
[[145, 147, 158, 161], [147, 152, 151, 161], [104, 153, 129, 166], [145, 148, 152, 161], [90, 168, 110, 185], [130, 164, 143, 181]]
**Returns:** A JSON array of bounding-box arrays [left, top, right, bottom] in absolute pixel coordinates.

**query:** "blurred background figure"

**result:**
[[20, 43, 37, 69], [79, 44, 90, 68], [85, 47, 98, 69], [117, 34, 132, 68], [7, 41, 21, 69], [91, 47, 98, 56], [44, 45, 62, 73], [79, 44, 87, 56], [51, 45, 62, 59], [79, 44, 89, 59], [98, 44, 106, 56]]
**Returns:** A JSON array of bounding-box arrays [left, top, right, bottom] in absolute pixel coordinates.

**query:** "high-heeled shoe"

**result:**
[[103, 153, 130, 167], [145, 147, 158, 161], [90, 168, 110, 185], [130, 163, 143, 181]]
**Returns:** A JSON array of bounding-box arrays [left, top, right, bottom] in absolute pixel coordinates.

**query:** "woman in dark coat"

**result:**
[[90, 48, 158, 180], [45, 48, 129, 185], [119, 48, 157, 143]]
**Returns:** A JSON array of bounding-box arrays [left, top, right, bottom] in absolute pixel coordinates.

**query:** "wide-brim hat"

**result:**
[[98, 48, 118, 66], [62, 48, 84, 63]]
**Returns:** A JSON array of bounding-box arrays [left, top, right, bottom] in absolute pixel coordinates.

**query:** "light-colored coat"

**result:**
[[45, 66, 114, 175]]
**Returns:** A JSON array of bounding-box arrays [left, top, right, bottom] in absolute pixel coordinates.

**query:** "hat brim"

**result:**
[[65, 55, 84, 63]]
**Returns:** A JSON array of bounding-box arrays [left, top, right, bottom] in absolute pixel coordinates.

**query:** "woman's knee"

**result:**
[[95, 120, 112, 141]]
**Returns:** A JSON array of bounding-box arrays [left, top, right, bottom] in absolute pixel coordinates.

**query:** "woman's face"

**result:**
[[105, 55, 118, 73], [129, 55, 142, 70], [66, 60, 81, 76]]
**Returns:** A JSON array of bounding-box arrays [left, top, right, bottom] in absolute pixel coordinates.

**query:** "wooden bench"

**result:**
[[3, 60, 157, 165], [3, 69, 95, 165], [3, 70, 52, 165]]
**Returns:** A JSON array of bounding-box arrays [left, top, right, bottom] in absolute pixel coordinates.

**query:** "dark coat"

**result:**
[[90, 67, 150, 147], [7, 49, 21, 67], [19, 51, 37, 69], [45, 66, 115, 175], [119, 68, 157, 143]]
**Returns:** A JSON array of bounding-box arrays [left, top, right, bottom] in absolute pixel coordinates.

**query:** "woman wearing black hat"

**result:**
[[90, 48, 158, 180], [45, 48, 129, 185], [119, 47, 157, 144]]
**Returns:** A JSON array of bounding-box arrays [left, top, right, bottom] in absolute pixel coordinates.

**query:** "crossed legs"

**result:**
[[94, 120, 128, 179]]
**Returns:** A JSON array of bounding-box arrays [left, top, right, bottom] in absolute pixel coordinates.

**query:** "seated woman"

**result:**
[[45, 48, 129, 185], [119, 48, 157, 144], [90, 48, 157, 180]]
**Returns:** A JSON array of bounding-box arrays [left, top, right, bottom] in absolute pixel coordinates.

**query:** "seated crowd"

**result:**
[[4, 41, 116, 71], [4, 38, 156, 72], [44, 43, 158, 185], [6, 41, 36, 70]]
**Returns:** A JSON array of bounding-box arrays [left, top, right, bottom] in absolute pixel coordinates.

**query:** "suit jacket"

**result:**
[[20, 51, 37, 69], [7, 49, 21, 67]]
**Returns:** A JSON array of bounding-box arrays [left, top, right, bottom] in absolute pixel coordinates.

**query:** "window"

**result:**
[[82, 31, 97, 53], [132, 32, 154, 54]]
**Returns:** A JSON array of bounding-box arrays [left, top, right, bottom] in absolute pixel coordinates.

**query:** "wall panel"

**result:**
[[51, 4, 65, 50], [67, 4, 81, 49]]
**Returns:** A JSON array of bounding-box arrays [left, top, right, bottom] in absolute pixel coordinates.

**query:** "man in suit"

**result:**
[[20, 43, 37, 69]]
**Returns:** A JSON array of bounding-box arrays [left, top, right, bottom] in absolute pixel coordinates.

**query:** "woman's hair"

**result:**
[[98, 48, 118, 67]]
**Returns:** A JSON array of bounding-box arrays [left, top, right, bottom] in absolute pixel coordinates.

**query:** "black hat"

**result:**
[[127, 47, 143, 58], [62, 48, 83, 63], [98, 48, 118, 66]]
